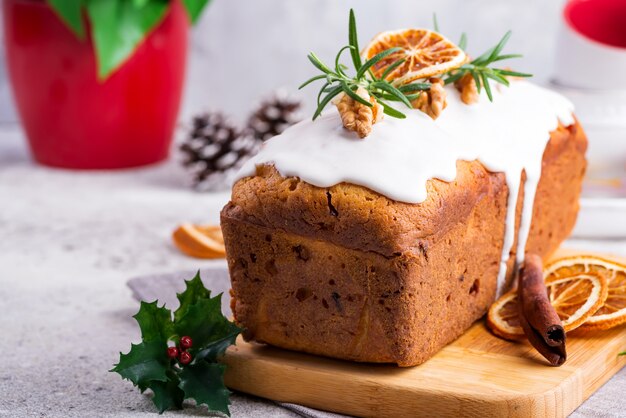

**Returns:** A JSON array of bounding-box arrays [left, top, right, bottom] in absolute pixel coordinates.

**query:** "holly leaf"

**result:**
[[148, 376, 184, 413], [194, 329, 241, 363], [46, 0, 86, 39], [182, 0, 212, 24], [174, 272, 211, 322], [111, 341, 169, 387], [133, 301, 175, 343], [179, 362, 231, 416], [85, 0, 169, 79], [113, 272, 240, 415], [174, 293, 241, 355]]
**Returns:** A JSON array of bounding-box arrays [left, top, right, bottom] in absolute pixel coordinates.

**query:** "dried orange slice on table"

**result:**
[[545, 255, 626, 332], [362, 29, 467, 85], [487, 267, 609, 341], [172, 223, 226, 259]]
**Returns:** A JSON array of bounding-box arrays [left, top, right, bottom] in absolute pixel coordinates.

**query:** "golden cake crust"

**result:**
[[221, 121, 587, 366]]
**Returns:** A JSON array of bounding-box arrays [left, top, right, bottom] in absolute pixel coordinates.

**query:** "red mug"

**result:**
[[565, 0, 626, 48], [2, 0, 189, 169], [554, 0, 626, 89]]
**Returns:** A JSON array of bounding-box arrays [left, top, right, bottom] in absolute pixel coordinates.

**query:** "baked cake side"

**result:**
[[221, 120, 587, 366]]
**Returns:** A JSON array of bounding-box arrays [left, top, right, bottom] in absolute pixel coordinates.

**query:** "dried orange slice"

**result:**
[[172, 223, 226, 259], [487, 271, 608, 340], [194, 225, 225, 245], [486, 291, 524, 340], [545, 255, 626, 331], [362, 29, 466, 85]]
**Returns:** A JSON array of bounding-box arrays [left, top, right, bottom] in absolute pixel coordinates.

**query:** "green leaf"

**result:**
[[619, 351, 625, 356], [149, 376, 184, 413], [179, 362, 231, 416], [174, 272, 211, 322], [372, 81, 412, 108], [313, 85, 343, 120], [472, 71, 482, 94], [316, 81, 332, 106], [194, 329, 241, 363], [481, 72, 493, 101], [340, 82, 372, 107], [174, 294, 241, 352], [398, 82, 431, 92], [47, 0, 85, 40], [335, 45, 354, 77], [472, 46, 496, 67], [298, 74, 327, 90], [356, 47, 402, 80], [484, 70, 510, 86], [348, 9, 362, 70], [432, 13, 440, 32], [458, 33, 467, 50], [132, 0, 150, 8], [497, 69, 532, 78], [380, 58, 405, 81], [133, 301, 175, 343], [443, 70, 464, 85], [111, 341, 169, 387], [182, 0, 211, 24], [491, 53, 523, 62], [378, 101, 406, 119], [86, 0, 169, 80], [487, 30, 512, 63], [307, 53, 334, 75]]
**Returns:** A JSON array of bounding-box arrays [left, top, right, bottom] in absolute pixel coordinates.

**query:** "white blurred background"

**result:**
[[0, 0, 568, 125]]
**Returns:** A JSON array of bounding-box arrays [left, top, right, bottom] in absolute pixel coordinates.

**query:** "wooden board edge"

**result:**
[[222, 340, 621, 418]]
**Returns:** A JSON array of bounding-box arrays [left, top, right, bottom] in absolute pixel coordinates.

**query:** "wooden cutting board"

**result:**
[[221, 251, 626, 417]]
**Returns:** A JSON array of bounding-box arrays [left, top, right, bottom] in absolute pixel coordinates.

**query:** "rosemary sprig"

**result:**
[[299, 9, 430, 120], [443, 30, 532, 101], [300, 9, 533, 120]]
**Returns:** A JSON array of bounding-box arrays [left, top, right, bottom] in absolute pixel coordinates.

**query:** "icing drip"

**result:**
[[236, 82, 575, 294]]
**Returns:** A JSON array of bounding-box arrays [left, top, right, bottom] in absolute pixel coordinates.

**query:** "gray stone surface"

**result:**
[[0, 128, 298, 418], [0, 127, 624, 417]]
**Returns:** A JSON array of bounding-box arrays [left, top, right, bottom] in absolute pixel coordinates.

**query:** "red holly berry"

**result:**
[[166, 347, 179, 359], [180, 336, 193, 349], [179, 351, 192, 365]]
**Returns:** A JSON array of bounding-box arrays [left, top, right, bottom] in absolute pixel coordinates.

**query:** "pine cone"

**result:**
[[180, 112, 260, 190], [247, 91, 302, 141]]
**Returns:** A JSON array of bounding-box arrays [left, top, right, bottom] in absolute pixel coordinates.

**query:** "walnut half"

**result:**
[[334, 87, 384, 138], [411, 77, 447, 120], [455, 73, 479, 105]]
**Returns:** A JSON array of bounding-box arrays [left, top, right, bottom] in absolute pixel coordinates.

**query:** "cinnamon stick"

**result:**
[[517, 253, 566, 366]]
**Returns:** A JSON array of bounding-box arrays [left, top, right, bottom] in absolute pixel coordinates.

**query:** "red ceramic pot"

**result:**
[[2, 0, 189, 169]]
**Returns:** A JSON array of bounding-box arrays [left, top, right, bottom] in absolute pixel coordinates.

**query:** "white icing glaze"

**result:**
[[236, 81, 574, 295]]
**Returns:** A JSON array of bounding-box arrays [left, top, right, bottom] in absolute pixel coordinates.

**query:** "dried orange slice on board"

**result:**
[[172, 223, 226, 259], [545, 255, 626, 331], [486, 291, 524, 340], [487, 271, 608, 340], [362, 29, 466, 85]]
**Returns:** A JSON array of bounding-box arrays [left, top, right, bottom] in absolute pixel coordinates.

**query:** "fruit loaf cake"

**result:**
[[221, 81, 587, 367]]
